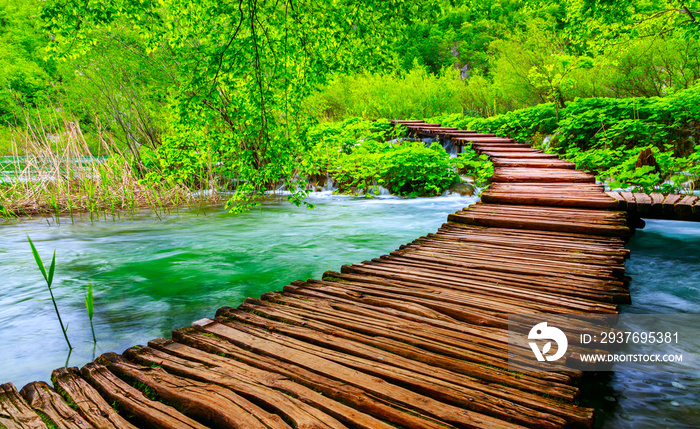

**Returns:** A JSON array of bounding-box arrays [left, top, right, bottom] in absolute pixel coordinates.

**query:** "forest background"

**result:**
[[1, 0, 699, 215]]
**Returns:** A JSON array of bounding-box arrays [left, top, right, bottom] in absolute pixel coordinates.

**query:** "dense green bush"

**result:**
[[332, 141, 459, 197], [303, 118, 464, 197], [453, 146, 494, 188]]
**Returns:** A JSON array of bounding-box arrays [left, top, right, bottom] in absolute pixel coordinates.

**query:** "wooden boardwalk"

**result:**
[[407, 123, 699, 222], [1, 121, 638, 429]]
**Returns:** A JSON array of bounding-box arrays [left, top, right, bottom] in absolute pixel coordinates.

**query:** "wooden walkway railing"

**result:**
[[1, 121, 638, 429]]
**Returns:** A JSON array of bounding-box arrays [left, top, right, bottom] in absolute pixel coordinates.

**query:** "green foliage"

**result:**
[[303, 118, 399, 176], [303, 118, 486, 197], [0, 0, 57, 123], [333, 141, 459, 197], [41, 0, 423, 210], [0, 0, 698, 211], [433, 85, 700, 193], [428, 103, 558, 145], [312, 1, 700, 120], [306, 64, 468, 121], [453, 147, 494, 188]]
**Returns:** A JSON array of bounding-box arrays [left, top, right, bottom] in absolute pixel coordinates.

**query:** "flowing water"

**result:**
[[582, 219, 700, 428], [0, 192, 477, 388]]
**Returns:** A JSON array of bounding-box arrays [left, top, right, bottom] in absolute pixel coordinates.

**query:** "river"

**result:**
[[582, 219, 700, 428], [0, 196, 698, 427]]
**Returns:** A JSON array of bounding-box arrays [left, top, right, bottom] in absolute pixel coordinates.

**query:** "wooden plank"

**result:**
[[336, 263, 627, 307], [675, 195, 699, 217], [441, 131, 490, 136], [0, 383, 47, 429], [341, 261, 626, 305], [662, 194, 682, 216], [80, 361, 210, 429], [633, 193, 652, 214], [448, 211, 630, 237], [172, 329, 459, 429], [482, 192, 620, 208], [239, 294, 591, 386], [51, 367, 137, 429], [605, 191, 626, 209], [128, 340, 396, 429], [438, 223, 629, 247], [384, 248, 622, 281], [491, 159, 575, 169], [19, 382, 93, 429], [481, 151, 560, 158], [97, 353, 313, 429], [223, 304, 593, 427], [191, 318, 526, 429], [407, 237, 624, 265]]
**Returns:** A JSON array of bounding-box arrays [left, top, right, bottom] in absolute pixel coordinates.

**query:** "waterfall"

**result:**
[[442, 138, 459, 157]]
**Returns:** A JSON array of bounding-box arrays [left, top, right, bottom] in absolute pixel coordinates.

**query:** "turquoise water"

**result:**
[[0, 193, 477, 388], [584, 220, 700, 428]]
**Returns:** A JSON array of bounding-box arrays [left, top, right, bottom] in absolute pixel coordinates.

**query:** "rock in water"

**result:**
[[448, 182, 476, 196]]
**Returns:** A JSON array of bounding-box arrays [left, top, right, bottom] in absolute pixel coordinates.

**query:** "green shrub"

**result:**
[[333, 141, 459, 197], [453, 146, 494, 188]]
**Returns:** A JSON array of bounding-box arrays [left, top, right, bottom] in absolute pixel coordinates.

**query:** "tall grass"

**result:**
[[0, 113, 222, 220], [306, 66, 472, 121]]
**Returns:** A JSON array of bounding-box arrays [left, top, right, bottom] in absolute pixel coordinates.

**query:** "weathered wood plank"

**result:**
[[172, 329, 457, 429], [97, 354, 304, 429], [19, 382, 93, 429], [675, 195, 699, 217], [219, 306, 578, 428], [80, 361, 210, 429], [0, 383, 47, 429], [51, 368, 137, 429], [128, 339, 393, 429], [192, 318, 526, 429]]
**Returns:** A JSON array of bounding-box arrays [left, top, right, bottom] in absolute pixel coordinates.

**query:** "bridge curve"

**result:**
[[1, 120, 643, 429]]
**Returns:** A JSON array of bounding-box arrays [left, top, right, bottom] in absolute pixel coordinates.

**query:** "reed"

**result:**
[[0, 112, 223, 220], [85, 281, 96, 343], [27, 236, 72, 350]]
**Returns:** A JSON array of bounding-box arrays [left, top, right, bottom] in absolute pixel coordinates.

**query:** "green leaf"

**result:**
[[48, 251, 56, 287], [27, 236, 48, 283], [85, 281, 94, 320]]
